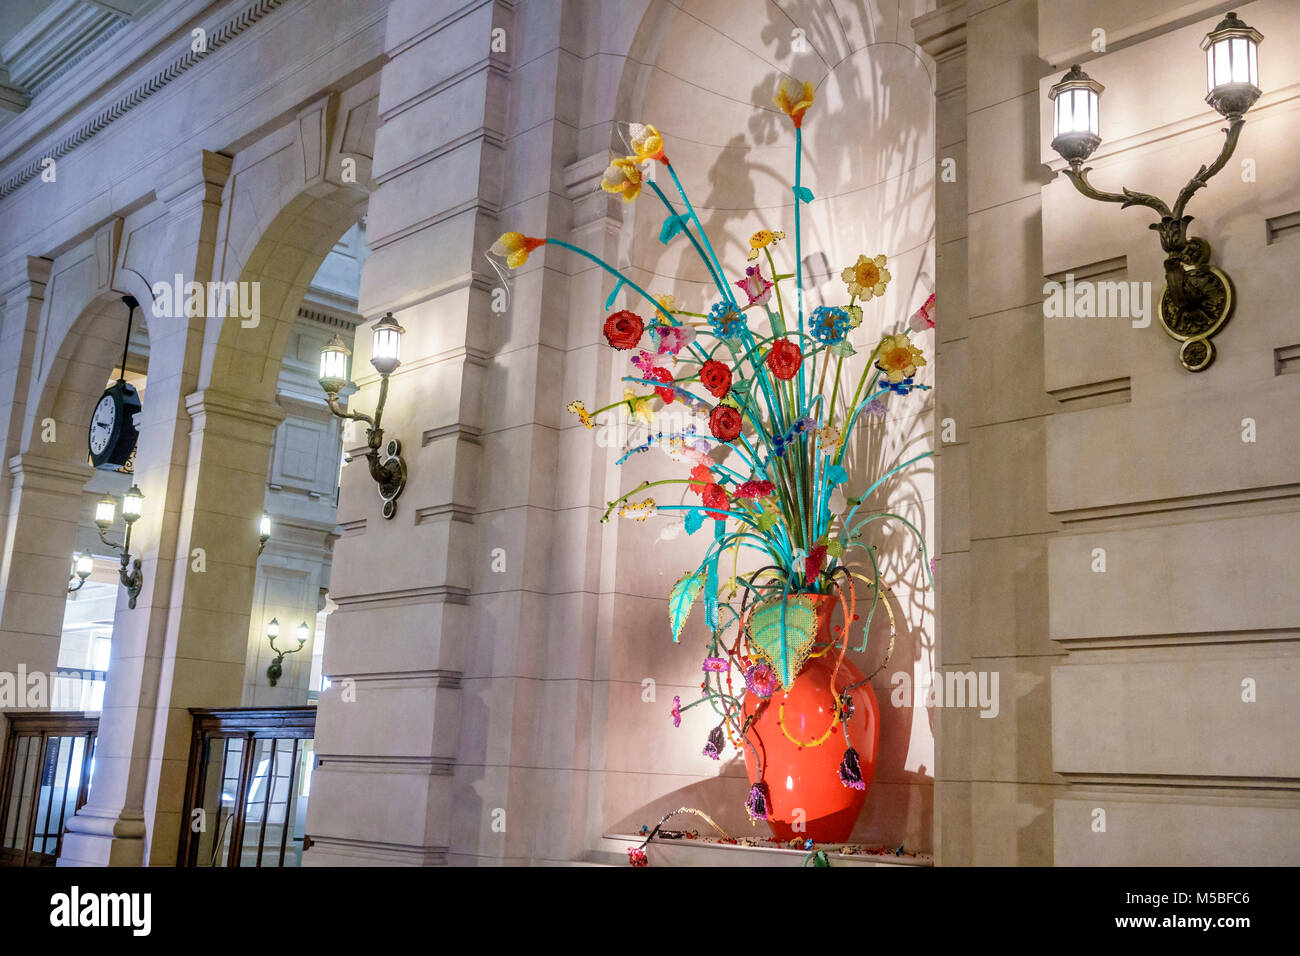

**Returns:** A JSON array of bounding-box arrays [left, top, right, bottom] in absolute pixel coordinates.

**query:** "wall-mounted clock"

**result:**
[[88, 295, 144, 469]]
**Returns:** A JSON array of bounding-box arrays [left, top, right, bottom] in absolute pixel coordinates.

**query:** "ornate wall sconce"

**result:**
[[257, 512, 271, 556], [67, 553, 94, 593], [266, 618, 309, 687], [318, 312, 407, 519], [94, 484, 145, 609], [1048, 12, 1263, 371]]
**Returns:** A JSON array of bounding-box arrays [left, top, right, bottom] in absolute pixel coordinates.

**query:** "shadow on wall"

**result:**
[[604, 0, 937, 849]]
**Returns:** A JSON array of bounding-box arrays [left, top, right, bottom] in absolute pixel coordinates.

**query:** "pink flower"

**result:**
[[672, 695, 682, 727], [908, 292, 935, 332], [735, 264, 773, 306], [631, 350, 658, 376], [655, 324, 696, 356], [703, 657, 729, 673]]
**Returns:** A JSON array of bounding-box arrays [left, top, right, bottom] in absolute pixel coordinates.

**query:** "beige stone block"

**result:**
[[1048, 510, 1300, 640], [968, 193, 1043, 318], [1052, 656, 1300, 778], [968, 92, 1047, 214], [970, 780, 1058, 864], [969, 415, 1056, 539], [315, 677, 460, 760], [935, 237, 968, 342], [1054, 796, 1300, 866], [967, 0, 1040, 112], [935, 140, 968, 246], [934, 548, 971, 668], [969, 532, 1055, 657], [936, 439, 970, 553]]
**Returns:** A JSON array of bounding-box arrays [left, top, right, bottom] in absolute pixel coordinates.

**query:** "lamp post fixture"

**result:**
[[1048, 12, 1263, 372], [94, 484, 145, 608], [257, 512, 271, 556], [266, 618, 309, 687], [67, 553, 94, 593], [318, 312, 407, 519]]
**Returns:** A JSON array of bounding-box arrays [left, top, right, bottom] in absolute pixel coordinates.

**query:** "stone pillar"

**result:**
[[302, 0, 516, 865], [0, 454, 95, 687], [59, 150, 287, 866]]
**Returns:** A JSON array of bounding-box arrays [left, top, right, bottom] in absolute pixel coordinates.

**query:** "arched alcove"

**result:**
[[592, 0, 938, 849]]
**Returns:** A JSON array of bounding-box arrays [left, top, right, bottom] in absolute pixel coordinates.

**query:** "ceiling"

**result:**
[[0, 0, 165, 134]]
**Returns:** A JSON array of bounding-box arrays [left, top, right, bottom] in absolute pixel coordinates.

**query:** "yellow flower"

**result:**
[[601, 156, 643, 203], [492, 231, 546, 269], [567, 399, 594, 429], [747, 229, 786, 261], [629, 123, 667, 164], [816, 425, 841, 452], [619, 498, 657, 521], [774, 78, 815, 127], [656, 293, 677, 314], [875, 334, 926, 383], [842, 253, 891, 300], [623, 387, 655, 425]]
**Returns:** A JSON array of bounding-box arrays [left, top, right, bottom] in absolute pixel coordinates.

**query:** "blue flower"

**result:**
[[810, 305, 851, 344], [707, 301, 746, 339]]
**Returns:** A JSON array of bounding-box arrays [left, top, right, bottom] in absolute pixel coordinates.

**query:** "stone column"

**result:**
[[58, 151, 288, 866], [302, 0, 516, 865]]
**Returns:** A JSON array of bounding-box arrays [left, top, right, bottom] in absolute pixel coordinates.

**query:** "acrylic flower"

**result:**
[[702, 483, 728, 520], [672, 695, 682, 728], [655, 293, 677, 315], [618, 498, 657, 521], [654, 323, 695, 356], [709, 404, 743, 442], [688, 463, 713, 496], [810, 305, 852, 344], [623, 387, 654, 425], [703, 657, 729, 673], [629, 123, 667, 164], [875, 333, 926, 383], [864, 397, 887, 419], [567, 400, 593, 429], [648, 366, 676, 404], [733, 479, 774, 498], [601, 156, 643, 202], [491, 231, 546, 269], [747, 229, 786, 261], [804, 544, 828, 586], [630, 350, 657, 376], [706, 301, 746, 338], [627, 846, 648, 866], [745, 662, 778, 699], [735, 263, 773, 305], [842, 253, 891, 300], [765, 338, 803, 380], [909, 292, 936, 332], [604, 309, 644, 350], [703, 724, 725, 760], [774, 77, 815, 127], [699, 359, 732, 398]]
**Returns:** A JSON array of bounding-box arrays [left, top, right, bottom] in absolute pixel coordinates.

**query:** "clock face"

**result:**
[[89, 395, 117, 456]]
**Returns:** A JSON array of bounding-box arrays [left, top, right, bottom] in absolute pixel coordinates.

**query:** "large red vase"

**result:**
[[742, 597, 880, 843]]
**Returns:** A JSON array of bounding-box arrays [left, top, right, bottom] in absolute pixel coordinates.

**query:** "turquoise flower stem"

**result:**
[[666, 164, 735, 308]]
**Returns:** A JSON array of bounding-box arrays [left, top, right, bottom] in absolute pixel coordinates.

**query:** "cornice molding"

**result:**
[[0, 0, 290, 202]]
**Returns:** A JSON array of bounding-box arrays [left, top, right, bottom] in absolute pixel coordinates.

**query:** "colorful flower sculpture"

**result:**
[[491, 76, 934, 838]]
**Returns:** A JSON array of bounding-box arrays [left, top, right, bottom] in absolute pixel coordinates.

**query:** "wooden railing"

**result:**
[[0, 712, 98, 867]]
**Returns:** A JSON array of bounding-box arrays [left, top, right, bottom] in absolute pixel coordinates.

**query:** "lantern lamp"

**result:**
[[1201, 12, 1262, 118], [1048, 65, 1103, 165]]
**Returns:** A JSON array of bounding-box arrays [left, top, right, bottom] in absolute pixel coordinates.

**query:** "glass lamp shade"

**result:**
[[267, 617, 280, 639], [259, 513, 272, 541], [1048, 65, 1103, 164], [297, 621, 310, 643], [1202, 12, 1262, 117], [369, 312, 405, 376], [318, 334, 351, 394], [95, 496, 117, 529], [74, 553, 94, 579], [122, 484, 144, 523]]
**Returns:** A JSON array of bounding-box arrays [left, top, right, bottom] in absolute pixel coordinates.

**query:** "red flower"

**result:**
[[699, 359, 732, 398], [688, 464, 713, 496], [766, 338, 803, 380], [649, 366, 676, 404], [734, 480, 774, 498], [804, 544, 828, 586], [604, 310, 644, 350], [702, 483, 729, 520], [709, 404, 743, 442]]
